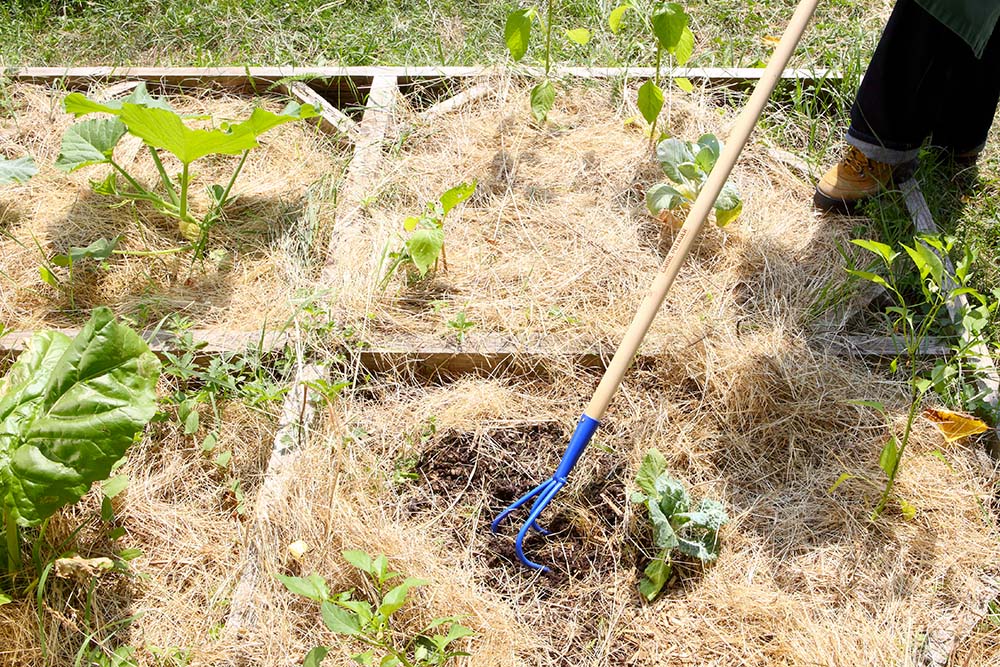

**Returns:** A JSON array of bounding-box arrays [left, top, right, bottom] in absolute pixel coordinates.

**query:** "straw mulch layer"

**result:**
[[0, 83, 345, 331], [0, 79, 998, 667]]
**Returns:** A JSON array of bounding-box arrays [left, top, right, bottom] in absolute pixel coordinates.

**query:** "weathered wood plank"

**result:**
[[827, 334, 951, 358], [6, 65, 840, 90], [900, 178, 1000, 427], [281, 80, 359, 140], [420, 82, 492, 120]]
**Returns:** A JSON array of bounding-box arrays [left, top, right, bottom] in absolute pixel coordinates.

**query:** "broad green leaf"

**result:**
[[674, 26, 695, 65], [443, 623, 475, 645], [39, 266, 59, 288], [564, 28, 591, 45], [878, 436, 898, 477], [647, 497, 679, 549], [653, 474, 690, 516], [646, 183, 684, 215], [0, 308, 160, 526], [0, 156, 38, 185], [914, 377, 932, 394], [0, 593, 11, 606], [673, 77, 694, 93], [845, 269, 890, 291], [851, 239, 898, 266], [635, 449, 667, 496], [694, 146, 717, 173], [352, 650, 374, 666], [403, 216, 421, 232], [714, 200, 741, 227], [439, 181, 477, 215], [676, 530, 720, 561], [64, 82, 173, 117], [102, 474, 128, 499], [913, 241, 944, 287], [651, 3, 688, 51], [504, 9, 532, 61], [655, 138, 696, 182], [117, 102, 316, 165], [608, 4, 630, 33], [117, 547, 142, 561], [636, 80, 664, 126], [697, 134, 720, 159], [693, 498, 728, 530], [406, 228, 444, 275], [828, 472, 855, 494], [55, 118, 127, 172], [304, 646, 330, 667], [377, 577, 428, 617], [53, 237, 119, 267], [677, 162, 704, 183], [530, 79, 556, 123], [276, 572, 330, 602], [340, 599, 374, 627], [638, 550, 672, 601], [321, 601, 363, 636]]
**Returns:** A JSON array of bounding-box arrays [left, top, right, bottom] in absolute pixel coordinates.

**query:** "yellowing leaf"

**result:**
[[762, 35, 781, 47], [922, 408, 988, 442]]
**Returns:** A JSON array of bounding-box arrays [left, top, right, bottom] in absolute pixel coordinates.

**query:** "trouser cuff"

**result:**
[[846, 132, 920, 165]]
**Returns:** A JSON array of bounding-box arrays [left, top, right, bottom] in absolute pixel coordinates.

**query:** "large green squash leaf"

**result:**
[[117, 102, 318, 165], [0, 156, 38, 185], [64, 82, 174, 117], [55, 118, 127, 172], [0, 308, 161, 526]]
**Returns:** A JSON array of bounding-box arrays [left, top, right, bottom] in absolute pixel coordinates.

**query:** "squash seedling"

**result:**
[[277, 550, 474, 666], [55, 83, 318, 258], [609, 3, 695, 138], [631, 450, 728, 601], [0, 308, 160, 583], [505, 1, 591, 122], [380, 182, 477, 289], [646, 134, 742, 227]]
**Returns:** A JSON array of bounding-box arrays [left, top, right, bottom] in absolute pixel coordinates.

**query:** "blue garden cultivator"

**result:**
[[491, 0, 821, 571]]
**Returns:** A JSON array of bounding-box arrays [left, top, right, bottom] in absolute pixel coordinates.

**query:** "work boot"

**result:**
[[813, 145, 896, 213]]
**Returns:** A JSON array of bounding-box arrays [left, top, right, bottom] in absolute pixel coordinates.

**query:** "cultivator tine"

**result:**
[[490, 415, 600, 571]]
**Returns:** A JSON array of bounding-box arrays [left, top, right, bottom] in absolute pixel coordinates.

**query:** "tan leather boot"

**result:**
[[814, 146, 895, 213]]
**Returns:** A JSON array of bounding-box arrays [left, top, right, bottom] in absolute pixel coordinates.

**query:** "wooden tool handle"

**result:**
[[585, 0, 821, 420]]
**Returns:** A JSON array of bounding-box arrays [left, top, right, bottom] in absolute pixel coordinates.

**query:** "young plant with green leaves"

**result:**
[[380, 182, 476, 289], [609, 3, 694, 137], [835, 235, 994, 519], [55, 83, 317, 257], [0, 308, 160, 583], [0, 155, 37, 185], [504, 1, 591, 122], [646, 134, 742, 226], [278, 550, 474, 667], [631, 450, 728, 601]]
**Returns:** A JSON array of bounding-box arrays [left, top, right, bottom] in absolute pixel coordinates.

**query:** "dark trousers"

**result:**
[[848, 0, 1000, 163]]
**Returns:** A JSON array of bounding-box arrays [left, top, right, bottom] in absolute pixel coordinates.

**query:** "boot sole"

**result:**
[[813, 187, 864, 215]]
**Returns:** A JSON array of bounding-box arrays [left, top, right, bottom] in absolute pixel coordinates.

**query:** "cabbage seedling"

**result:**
[[646, 133, 742, 227], [631, 450, 728, 601], [55, 83, 317, 258], [0, 155, 37, 185], [0, 308, 160, 578], [380, 182, 476, 289]]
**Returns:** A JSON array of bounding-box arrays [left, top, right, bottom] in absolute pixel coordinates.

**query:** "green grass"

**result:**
[[0, 0, 883, 69]]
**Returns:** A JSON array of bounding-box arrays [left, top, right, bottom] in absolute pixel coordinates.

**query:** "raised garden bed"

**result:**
[[0, 68, 997, 667]]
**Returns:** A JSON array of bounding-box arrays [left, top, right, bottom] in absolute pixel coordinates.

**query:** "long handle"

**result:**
[[585, 0, 820, 420]]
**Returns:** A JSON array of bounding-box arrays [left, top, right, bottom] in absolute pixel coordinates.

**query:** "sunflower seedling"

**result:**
[[504, 1, 591, 122], [277, 550, 474, 666], [609, 3, 695, 138], [631, 450, 728, 601], [646, 134, 742, 227], [380, 182, 476, 289]]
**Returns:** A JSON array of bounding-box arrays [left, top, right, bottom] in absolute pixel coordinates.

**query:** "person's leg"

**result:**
[[816, 0, 966, 211], [929, 23, 1000, 160]]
